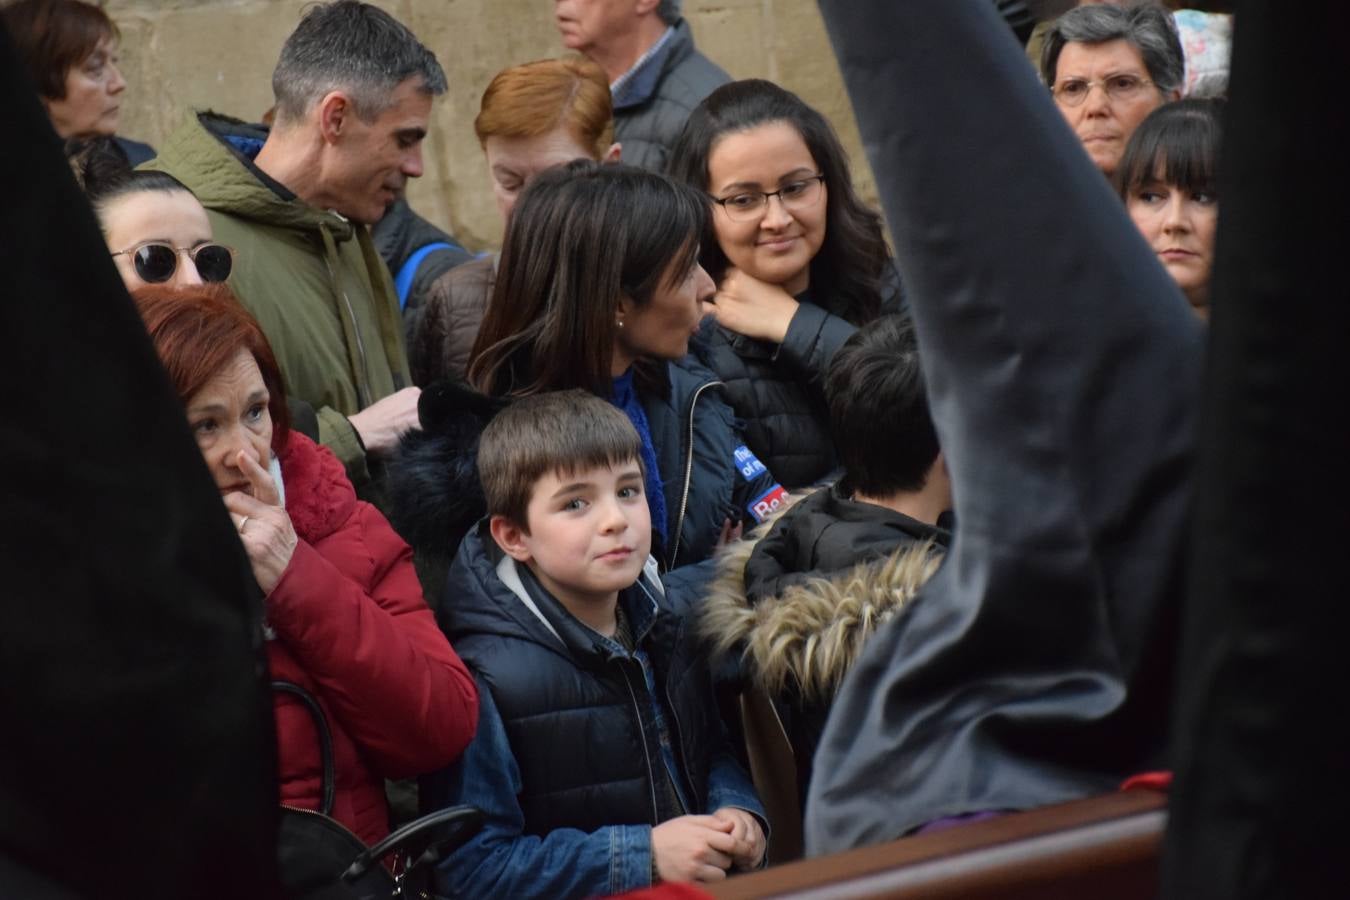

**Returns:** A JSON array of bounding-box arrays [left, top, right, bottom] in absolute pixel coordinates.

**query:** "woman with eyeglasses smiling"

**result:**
[[668, 80, 896, 490], [70, 138, 234, 291]]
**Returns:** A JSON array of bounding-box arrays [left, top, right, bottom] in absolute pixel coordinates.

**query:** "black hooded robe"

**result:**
[[0, 27, 278, 899], [805, 0, 1203, 853], [1161, 3, 1350, 897]]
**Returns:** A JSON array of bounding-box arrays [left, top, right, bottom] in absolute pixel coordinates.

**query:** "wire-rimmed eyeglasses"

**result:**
[[1052, 73, 1155, 107], [710, 175, 826, 222]]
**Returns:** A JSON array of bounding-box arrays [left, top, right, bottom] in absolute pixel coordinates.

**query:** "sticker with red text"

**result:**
[[748, 484, 788, 523]]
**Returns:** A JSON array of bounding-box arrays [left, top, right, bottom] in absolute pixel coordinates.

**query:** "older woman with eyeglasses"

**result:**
[[1041, 3, 1184, 177], [667, 79, 896, 490], [70, 138, 235, 290]]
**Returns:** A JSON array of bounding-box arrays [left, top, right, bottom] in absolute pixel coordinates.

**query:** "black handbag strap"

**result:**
[[273, 679, 486, 892], [272, 680, 337, 817], [342, 805, 484, 885]]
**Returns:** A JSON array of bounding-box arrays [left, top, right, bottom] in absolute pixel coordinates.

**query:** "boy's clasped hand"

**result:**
[[652, 808, 767, 883]]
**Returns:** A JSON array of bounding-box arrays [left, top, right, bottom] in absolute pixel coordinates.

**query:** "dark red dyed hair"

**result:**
[[2, 0, 119, 100], [132, 284, 291, 453]]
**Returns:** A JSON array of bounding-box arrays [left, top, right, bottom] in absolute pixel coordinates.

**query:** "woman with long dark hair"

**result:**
[[391, 163, 783, 584], [409, 55, 621, 385], [667, 79, 895, 488]]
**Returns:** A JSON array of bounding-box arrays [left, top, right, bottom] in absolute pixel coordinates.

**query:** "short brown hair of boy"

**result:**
[[477, 390, 644, 531]]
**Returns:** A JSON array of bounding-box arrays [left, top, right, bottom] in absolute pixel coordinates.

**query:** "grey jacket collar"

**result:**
[[611, 20, 688, 111]]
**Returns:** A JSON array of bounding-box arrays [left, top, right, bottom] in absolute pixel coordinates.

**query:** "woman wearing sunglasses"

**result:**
[[71, 138, 234, 290], [668, 80, 896, 489]]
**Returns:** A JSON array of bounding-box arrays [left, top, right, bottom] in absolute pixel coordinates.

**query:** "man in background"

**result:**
[[556, 0, 729, 171]]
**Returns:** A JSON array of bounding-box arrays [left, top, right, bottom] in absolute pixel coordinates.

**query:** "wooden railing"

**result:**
[[707, 790, 1167, 900]]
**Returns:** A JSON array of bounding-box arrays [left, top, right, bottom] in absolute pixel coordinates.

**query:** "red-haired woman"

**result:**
[[131, 284, 478, 846], [409, 55, 620, 385]]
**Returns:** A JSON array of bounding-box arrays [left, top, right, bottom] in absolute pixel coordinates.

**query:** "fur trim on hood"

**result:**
[[701, 512, 942, 705]]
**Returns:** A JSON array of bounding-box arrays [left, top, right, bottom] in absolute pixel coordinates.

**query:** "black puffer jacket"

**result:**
[[643, 356, 783, 570], [703, 486, 949, 805], [384, 357, 783, 600], [440, 522, 723, 834], [743, 485, 951, 606], [696, 298, 857, 488]]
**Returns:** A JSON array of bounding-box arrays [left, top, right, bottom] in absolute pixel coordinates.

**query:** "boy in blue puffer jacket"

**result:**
[[423, 390, 766, 899]]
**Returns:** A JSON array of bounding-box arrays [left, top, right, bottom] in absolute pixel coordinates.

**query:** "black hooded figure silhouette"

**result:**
[[1161, 3, 1350, 897], [0, 24, 278, 900], [806, 0, 1203, 852]]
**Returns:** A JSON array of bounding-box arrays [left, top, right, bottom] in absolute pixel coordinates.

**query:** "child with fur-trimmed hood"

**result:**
[[701, 315, 951, 858]]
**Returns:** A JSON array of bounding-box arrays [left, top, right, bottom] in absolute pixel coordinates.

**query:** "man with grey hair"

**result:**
[[149, 1, 444, 494], [1040, 3, 1182, 176], [555, 0, 729, 171]]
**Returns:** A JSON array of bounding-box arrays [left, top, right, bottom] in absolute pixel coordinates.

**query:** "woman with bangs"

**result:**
[[1117, 98, 1224, 320], [391, 163, 783, 586]]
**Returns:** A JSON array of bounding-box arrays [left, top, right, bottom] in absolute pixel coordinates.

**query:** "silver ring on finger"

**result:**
[[238, 516, 250, 533]]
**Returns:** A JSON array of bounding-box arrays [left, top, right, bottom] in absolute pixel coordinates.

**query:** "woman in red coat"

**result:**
[[132, 283, 477, 846]]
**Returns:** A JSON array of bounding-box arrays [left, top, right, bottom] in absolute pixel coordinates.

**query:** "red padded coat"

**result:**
[[267, 432, 477, 846]]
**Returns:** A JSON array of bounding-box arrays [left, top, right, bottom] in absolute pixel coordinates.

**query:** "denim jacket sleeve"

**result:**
[[706, 748, 768, 827], [702, 682, 770, 849], [775, 300, 859, 388], [427, 679, 653, 899], [704, 741, 771, 872]]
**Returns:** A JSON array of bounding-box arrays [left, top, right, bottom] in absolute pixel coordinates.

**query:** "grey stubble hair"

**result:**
[[271, 0, 446, 124], [1040, 4, 1184, 96]]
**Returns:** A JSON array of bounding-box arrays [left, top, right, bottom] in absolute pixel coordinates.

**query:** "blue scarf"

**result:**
[[611, 370, 668, 544]]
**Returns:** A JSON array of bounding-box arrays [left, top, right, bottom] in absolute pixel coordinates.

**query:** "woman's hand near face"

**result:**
[[223, 449, 298, 595], [710, 268, 800, 344]]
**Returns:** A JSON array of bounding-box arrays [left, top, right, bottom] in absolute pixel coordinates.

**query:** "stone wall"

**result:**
[[105, 0, 875, 251]]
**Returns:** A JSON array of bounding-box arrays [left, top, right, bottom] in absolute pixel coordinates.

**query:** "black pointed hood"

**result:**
[[1162, 3, 1350, 897], [0, 26, 277, 897], [805, 0, 1203, 852]]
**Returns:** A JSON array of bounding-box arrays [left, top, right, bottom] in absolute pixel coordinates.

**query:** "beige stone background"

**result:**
[[104, 0, 876, 252]]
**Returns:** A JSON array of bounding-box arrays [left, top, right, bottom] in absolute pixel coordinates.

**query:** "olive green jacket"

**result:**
[[146, 112, 410, 487]]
